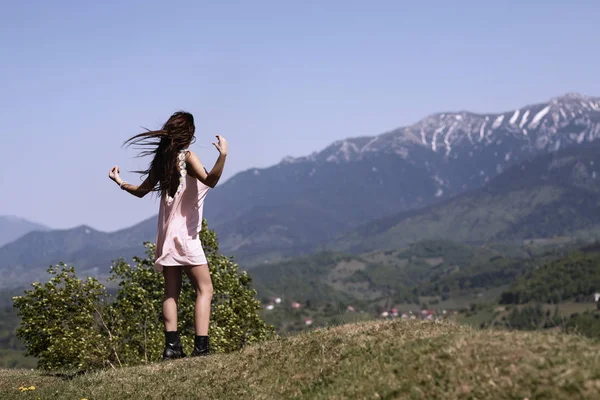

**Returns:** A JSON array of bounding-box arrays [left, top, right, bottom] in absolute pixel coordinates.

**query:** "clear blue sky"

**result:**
[[2, 1, 599, 231]]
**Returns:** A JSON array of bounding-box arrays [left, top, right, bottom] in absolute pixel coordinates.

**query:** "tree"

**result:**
[[13, 220, 274, 371]]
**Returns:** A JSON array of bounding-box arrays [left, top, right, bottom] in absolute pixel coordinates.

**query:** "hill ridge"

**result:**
[[1, 319, 599, 399]]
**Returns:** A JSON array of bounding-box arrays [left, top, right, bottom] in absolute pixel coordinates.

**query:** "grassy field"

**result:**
[[2, 319, 600, 399], [543, 301, 597, 317], [455, 308, 498, 328], [487, 301, 597, 322]]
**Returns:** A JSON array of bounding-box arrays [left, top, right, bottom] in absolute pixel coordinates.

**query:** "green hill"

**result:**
[[437, 247, 600, 337], [500, 249, 600, 305], [250, 236, 600, 337], [251, 239, 573, 309], [248, 239, 587, 335], [2, 319, 600, 399]]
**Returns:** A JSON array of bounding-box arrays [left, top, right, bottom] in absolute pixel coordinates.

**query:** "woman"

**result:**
[[108, 111, 228, 360]]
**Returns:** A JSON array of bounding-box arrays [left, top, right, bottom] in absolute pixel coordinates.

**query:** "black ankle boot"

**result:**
[[162, 331, 186, 361], [191, 335, 210, 357]]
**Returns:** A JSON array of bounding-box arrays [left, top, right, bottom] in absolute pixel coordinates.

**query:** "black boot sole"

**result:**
[[190, 348, 210, 357], [162, 348, 187, 361]]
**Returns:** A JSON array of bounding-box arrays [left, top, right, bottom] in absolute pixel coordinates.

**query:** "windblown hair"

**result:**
[[124, 111, 196, 198]]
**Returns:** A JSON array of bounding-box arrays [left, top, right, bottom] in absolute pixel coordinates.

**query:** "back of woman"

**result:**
[[155, 147, 211, 269], [108, 111, 228, 360]]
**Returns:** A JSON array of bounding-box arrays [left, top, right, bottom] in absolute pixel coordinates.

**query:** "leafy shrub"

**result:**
[[12, 265, 113, 370]]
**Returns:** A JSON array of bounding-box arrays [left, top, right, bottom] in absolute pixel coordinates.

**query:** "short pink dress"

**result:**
[[154, 149, 211, 271]]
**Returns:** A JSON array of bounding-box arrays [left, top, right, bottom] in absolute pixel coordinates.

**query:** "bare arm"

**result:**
[[186, 135, 228, 188], [108, 167, 157, 198]]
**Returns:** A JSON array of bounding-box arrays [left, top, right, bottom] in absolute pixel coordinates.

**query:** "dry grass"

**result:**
[[2, 319, 600, 399]]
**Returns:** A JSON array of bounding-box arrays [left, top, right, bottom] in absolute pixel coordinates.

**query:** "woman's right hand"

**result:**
[[109, 166, 121, 183], [212, 135, 228, 156]]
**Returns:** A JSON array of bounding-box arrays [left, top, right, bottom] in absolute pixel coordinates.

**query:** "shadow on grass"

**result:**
[[42, 369, 88, 381]]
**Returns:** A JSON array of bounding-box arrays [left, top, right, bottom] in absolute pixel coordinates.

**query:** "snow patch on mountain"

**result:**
[[519, 110, 531, 128], [492, 115, 505, 129], [530, 105, 551, 128], [509, 109, 520, 125]]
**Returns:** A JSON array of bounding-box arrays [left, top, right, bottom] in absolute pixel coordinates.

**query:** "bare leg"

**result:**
[[184, 264, 213, 335], [163, 266, 183, 332]]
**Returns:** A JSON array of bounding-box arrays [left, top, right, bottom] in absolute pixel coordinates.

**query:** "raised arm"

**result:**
[[108, 166, 157, 198], [186, 135, 228, 188]]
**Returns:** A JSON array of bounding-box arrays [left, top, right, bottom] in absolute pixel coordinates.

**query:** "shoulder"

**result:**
[[185, 149, 197, 161], [185, 149, 205, 166]]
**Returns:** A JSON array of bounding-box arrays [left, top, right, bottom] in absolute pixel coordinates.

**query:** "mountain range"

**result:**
[[204, 92, 600, 261], [2, 93, 600, 288], [0, 216, 48, 247], [0, 219, 157, 288]]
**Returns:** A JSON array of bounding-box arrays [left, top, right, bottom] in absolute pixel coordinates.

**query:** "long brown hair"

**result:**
[[124, 111, 196, 198]]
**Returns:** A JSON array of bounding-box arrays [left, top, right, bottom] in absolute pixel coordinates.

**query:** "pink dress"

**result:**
[[154, 149, 211, 271]]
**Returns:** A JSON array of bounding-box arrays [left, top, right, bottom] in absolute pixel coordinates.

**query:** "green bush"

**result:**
[[13, 220, 274, 371]]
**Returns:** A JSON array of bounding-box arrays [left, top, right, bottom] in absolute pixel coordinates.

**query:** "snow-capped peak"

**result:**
[[279, 93, 600, 165], [551, 92, 593, 103]]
